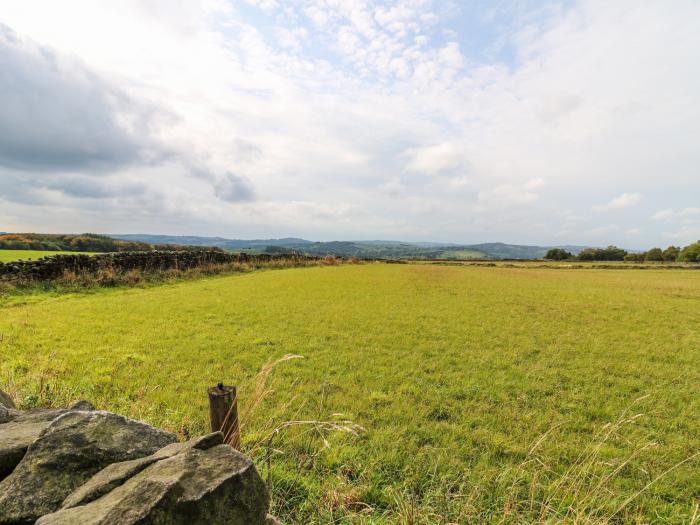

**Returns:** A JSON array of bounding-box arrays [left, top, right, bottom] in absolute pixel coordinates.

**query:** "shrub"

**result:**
[[123, 269, 143, 286]]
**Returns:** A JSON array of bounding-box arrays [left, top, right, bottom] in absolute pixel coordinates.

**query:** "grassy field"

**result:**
[[0, 264, 698, 523], [434, 249, 486, 259], [0, 249, 94, 263]]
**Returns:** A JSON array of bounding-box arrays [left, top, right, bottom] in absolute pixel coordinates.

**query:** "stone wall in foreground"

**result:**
[[0, 250, 318, 282], [0, 391, 279, 524]]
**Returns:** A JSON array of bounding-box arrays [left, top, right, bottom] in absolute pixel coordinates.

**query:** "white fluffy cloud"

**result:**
[[476, 178, 544, 211], [0, 0, 699, 246], [653, 207, 700, 220], [595, 193, 642, 211], [404, 142, 469, 176]]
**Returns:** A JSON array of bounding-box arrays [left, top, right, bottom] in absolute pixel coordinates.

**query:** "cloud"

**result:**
[[663, 225, 700, 240], [476, 178, 544, 210], [404, 142, 469, 176], [595, 193, 642, 210], [0, 1, 699, 246], [0, 22, 255, 209], [0, 24, 162, 172], [652, 209, 674, 220], [587, 225, 618, 236], [41, 175, 149, 199], [679, 207, 700, 217], [446, 176, 471, 189], [653, 207, 700, 221], [380, 176, 407, 196], [213, 172, 255, 203], [538, 93, 583, 123]]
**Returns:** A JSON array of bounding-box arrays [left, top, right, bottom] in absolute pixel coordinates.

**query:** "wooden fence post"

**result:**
[[207, 383, 240, 450]]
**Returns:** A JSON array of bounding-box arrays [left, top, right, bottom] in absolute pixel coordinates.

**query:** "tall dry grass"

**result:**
[[234, 370, 698, 524], [230, 354, 364, 512], [376, 395, 699, 525], [0, 256, 353, 299]]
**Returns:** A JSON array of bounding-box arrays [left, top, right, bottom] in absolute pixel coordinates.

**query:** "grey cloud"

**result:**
[[232, 138, 263, 163], [41, 175, 149, 199], [0, 24, 256, 210], [0, 171, 150, 204], [181, 158, 255, 203], [0, 24, 164, 172], [538, 94, 583, 123], [214, 172, 255, 203], [0, 173, 51, 206]]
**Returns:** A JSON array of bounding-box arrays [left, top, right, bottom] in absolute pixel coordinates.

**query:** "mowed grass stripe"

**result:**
[[1, 264, 698, 523]]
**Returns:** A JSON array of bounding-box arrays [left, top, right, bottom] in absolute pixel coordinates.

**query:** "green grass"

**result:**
[[1, 264, 698, 523], [0, 249, 94, 263], [434, 249, 486, 259]]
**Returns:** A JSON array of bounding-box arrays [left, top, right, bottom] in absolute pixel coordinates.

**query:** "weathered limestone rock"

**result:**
[[0, 410, 176, 524], [0, 401, 94, 479], [69, 400, 96, 411], [62, 431, 224, 509], [0, 408, 70, 481], [38, 444, 269, 525], [0, 406, 15, 425], [0, 396, 276, 524], [0, 390, 14, 409]]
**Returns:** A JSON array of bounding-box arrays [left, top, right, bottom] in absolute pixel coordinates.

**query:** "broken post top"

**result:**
[[208, 384, 235, 398]]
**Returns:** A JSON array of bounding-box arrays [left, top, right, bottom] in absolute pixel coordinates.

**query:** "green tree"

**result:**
[[577, 248, 596, 261], [264, 246, 291, 254], [545, 248, 573, 260], [644, 248, 664, 262], [576, 246, 627, 261], [662, 246, 680, 261], [598, 245, 627, 261], [678, 241, 700, 262], [624, 252, 645, 262]]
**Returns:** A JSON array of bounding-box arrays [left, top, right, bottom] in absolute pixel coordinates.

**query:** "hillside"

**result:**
[[466, 242, 589, 259], [0, 233, 223, 254], [113, 234, 311, 250], [113, 234, 588, 260]]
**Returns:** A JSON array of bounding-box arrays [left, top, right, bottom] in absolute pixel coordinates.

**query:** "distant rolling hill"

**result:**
[[464, 243, 588, 260], [113, 234, 311, 249], [112, 234, 588, 260]]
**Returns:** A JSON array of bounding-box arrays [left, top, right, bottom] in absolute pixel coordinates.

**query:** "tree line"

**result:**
[[545, 241, 700, 262], [0, 233, 224, 253]]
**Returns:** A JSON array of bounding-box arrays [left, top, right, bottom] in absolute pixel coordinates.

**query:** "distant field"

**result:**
[[0, 249, 94, 263], [1, 264, 698, 523], [424, 259, 700, 269], [434, 249, 486, 259]]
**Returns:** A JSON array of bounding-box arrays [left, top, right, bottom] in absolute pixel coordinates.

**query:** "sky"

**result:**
[[0, 0, 699, 247]]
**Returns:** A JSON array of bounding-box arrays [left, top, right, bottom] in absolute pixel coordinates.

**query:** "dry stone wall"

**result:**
[[0, 391, 277, 524], [0, 250, 318, 282]]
